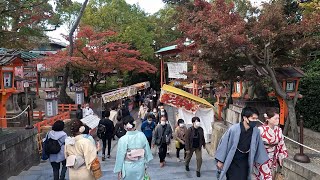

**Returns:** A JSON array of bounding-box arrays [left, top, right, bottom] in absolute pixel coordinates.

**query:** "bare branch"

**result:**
[[264, 64, 287, 99], [68, 0, 89, 57], [245, 50, 270, 78]]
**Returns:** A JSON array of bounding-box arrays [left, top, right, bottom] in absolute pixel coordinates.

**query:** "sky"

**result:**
[[47, 0, 266, 43]]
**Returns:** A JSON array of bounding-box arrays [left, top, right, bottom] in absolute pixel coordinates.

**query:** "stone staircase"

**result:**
[[9, 106, 219, 180]]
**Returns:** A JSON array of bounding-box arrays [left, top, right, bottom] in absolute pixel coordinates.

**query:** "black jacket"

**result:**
[[185, 126, 205, 151], [98, 118, 114, 139], [76, 108, 83, 119]]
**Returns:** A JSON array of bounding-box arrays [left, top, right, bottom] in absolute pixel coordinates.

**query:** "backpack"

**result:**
[[97, 124, 106, 139], [44, 136, 62, 155], [116, 126, 126, 138]]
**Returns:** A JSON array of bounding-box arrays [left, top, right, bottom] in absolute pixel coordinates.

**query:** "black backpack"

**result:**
[[97, 124, 107, 139], [116, 126, 126, 138], [44, 137, 62, 155]]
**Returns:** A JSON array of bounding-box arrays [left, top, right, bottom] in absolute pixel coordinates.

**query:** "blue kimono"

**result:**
[[114, 130, 153, 180], [215, 123, 269, 180]]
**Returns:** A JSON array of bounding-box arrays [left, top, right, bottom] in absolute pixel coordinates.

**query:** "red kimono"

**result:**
[[253, 124, 288, 180]]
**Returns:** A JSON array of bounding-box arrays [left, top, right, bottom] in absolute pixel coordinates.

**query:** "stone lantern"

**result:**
[[75, 86, 84, 105], [44, 89, 58, 117]]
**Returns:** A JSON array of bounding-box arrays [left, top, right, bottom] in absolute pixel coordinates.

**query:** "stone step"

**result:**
[[9, 107, 220, 180]]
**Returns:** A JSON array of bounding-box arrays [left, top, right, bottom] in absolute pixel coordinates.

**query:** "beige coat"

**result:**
[[175, 126, 187, 144], [65, 135, 97, 180]]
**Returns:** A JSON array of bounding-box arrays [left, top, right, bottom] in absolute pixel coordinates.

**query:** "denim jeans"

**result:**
[[51, 160, 67, 180]]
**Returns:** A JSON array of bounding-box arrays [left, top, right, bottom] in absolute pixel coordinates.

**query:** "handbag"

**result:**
[[41, 134, 49, 160], [91, 157, 102, 179], [175, 140, 180, 149], [143, 170, 151, 180]]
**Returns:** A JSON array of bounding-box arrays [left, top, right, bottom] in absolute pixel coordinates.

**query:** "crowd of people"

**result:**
[[43, 88, 288, 180]]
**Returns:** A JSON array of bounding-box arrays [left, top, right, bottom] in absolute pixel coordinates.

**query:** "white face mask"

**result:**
[[194, 121, 200, 128], [160, 121, 166, 125], [160, 109, 164, 112], [126, 123, 133, 129], [179, 123, 185, 128], [148, 120, 152, 124]]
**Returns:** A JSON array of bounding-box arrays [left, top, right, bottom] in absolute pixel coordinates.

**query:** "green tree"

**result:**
[[299, 0, 320, 14], [297, 59, 320, 132], [0, 0, 70, 49], [149, 5, 182, 50], [82, 0, 154, 60]]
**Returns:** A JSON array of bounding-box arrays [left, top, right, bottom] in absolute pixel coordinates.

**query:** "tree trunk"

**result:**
[[266, 65, 299, 141], [58, 0, 89, 103], [283, 91, 299, 136], [286, 99, 299, 142], [283, 116, 290, 136], [226, 80, 233, 108], [58, 64, 73, 103]]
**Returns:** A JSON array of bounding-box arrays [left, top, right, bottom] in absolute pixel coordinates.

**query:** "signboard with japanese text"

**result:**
[[23, 66, 37, 85], [81, 115, 101, 129], [46, 101, 53, 117], [167, 62, 188, 79], [102, 88, 128, 103]]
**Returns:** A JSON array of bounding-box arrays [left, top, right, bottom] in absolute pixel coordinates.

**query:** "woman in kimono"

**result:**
[[65, 120, 97, 180], [114, 116, 153, 180], [253, 107, 288, 180]]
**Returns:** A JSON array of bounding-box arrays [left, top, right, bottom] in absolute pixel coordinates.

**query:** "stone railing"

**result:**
[[0, 128, 39, 180]]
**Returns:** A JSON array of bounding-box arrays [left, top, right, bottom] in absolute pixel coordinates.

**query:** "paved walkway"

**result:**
[[9, 106, 219, 180]]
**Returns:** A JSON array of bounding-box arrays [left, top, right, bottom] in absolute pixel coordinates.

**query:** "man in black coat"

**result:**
[[185, 117, 206, 178], [76, 104, 83, 120], [98, 110, 114, 160]]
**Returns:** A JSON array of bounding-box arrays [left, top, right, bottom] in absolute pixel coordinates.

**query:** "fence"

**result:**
[[33, 111, 45, 120], [58, 104, 77, 112], [33, 111, 70, 133]]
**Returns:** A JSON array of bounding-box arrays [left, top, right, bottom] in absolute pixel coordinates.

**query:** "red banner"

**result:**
[[160, 90, 199, 113]]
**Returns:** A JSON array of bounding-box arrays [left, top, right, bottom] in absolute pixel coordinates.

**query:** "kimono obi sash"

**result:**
[[264, 143, 278, 148], [126, 148, 145, 161], [66, 155, 85, 169]]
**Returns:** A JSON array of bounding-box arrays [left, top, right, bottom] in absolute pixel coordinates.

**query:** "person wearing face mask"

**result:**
[[175, 119, 187, 162], [82, 103, 94, 118], [114, 117, 153, 180], [141, 114, 156, 147], [138, 103, 148, 121], [253, 107, 288, 180], [157, 103, 168, 124], [184, 117, 206, 177], [152, 108, 159, 124], [152, 116, 172, 168], [215, 107, 269, 180]]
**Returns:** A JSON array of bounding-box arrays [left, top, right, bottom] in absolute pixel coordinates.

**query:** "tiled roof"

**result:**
[[0, 48, 41, 65], [275, 67, 305, 79], [0, 48, 21, 65]]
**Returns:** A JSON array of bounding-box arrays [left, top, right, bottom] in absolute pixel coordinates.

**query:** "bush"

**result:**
[[204, 97, 217, 105], [297, 59, 320, 132]]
